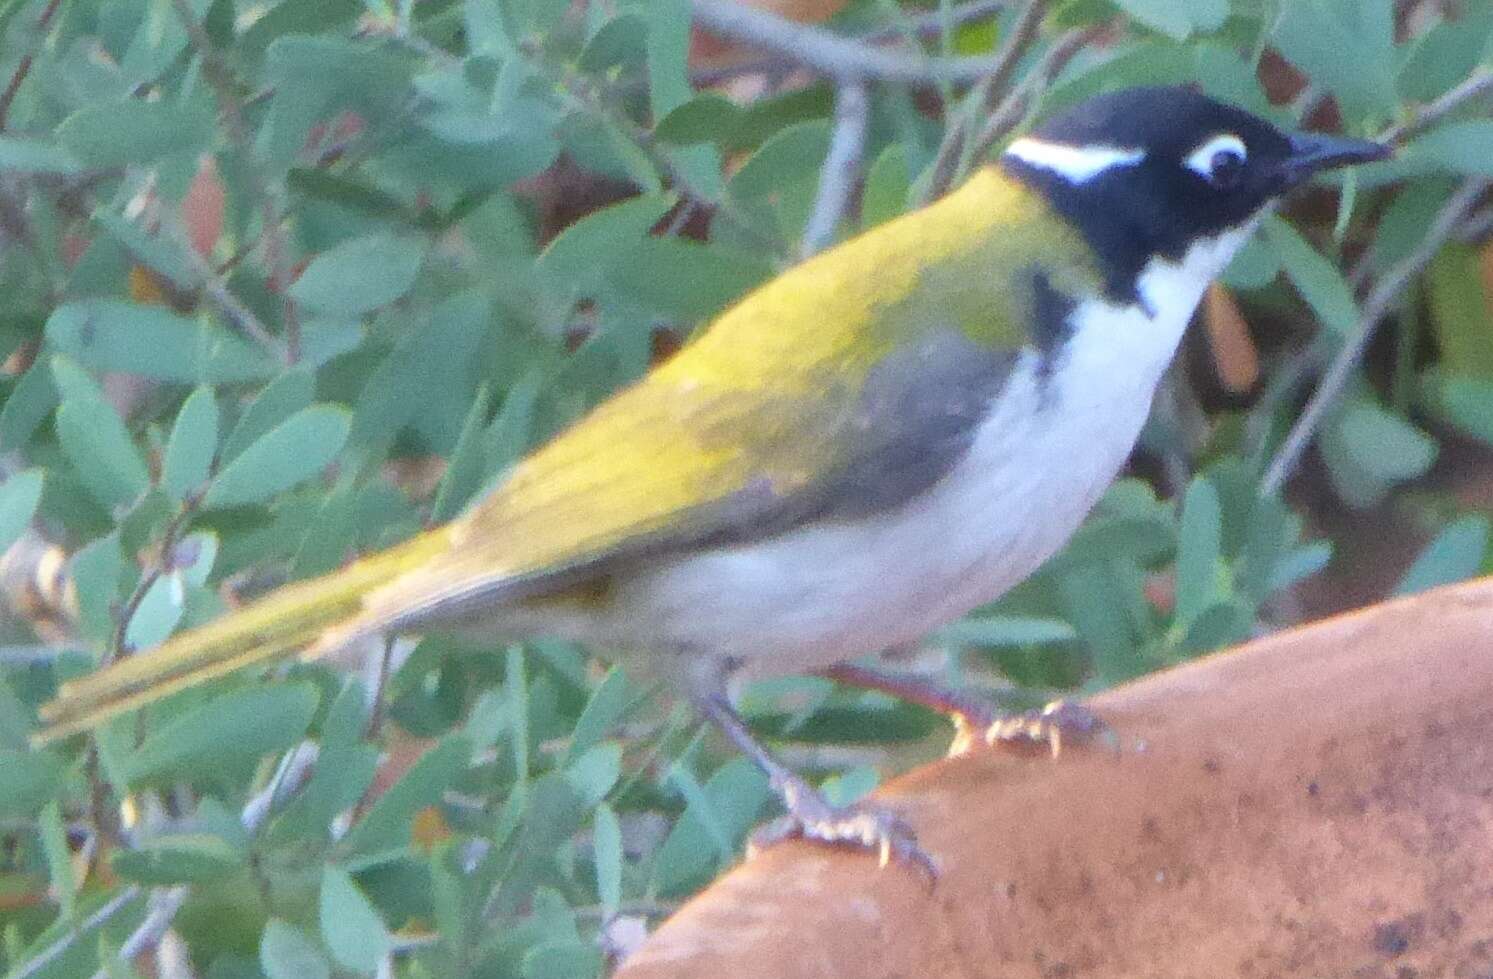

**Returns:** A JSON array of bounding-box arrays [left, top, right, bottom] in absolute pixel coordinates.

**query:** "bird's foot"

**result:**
[[749, 779, 938, 882], [977, 699, 1108, 757]]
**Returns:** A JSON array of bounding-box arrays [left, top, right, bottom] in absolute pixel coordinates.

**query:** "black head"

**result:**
[[1001, 86, 1389, 304]]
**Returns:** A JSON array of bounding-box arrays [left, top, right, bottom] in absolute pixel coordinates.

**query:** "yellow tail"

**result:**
[[33, 529, 455, 744]]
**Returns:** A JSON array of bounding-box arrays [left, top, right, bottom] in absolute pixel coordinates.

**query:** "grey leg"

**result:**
[[822, 663, 1106, 757], [686, 660, 937, 880]]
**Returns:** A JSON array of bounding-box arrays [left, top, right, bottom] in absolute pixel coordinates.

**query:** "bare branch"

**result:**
[[917, 0, 1051, 204], [0, 0, 64, 131], [800, 82, 870, 258], [170, 0, 299, 363], [1380, 67, 1493, 146], [80, 743, 320, 979], [691, 0, 1007, 85], [966, 23, 1102, 166], [1260, 177, 1492, 495], [10, 887, 143, 979], [690, 0, 1009, 84], [87, 887, 190, 979]]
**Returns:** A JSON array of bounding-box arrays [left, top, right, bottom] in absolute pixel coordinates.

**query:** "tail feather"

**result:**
[[34, 529, 454, 744]]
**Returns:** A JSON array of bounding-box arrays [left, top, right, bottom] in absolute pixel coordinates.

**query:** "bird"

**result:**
[[35, 86, 1389, 872]]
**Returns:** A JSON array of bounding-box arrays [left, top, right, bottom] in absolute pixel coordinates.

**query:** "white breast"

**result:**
[[593, 229, 1253, 678]]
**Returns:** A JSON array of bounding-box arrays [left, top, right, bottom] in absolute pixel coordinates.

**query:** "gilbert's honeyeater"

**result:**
[[36, 86, 1389, 871]]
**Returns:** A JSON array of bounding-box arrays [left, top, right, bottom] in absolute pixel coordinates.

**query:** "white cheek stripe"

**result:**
[[1185, 134, 1246, 178], [1003, 138, 1145, 183]]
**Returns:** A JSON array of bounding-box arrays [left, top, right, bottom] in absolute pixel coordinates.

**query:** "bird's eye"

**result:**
[[1186, 134, 1248, 188], [1208, 148, 1245, 188]]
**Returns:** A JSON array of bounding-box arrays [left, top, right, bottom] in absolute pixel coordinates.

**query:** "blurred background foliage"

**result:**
[[0, 0, 1490, 975]]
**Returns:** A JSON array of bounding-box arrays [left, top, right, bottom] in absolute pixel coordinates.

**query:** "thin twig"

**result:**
[[1380, 67, 1493, 146], [10, 887, 144, 979], [691, 0, 1007, 85], [1260, 177, 1491, 495], [800, 81, 869, 257], [966, 22, 1102, 167], [87, 887, 190, 979], [690, 0, 1009, 84], [76, 743, 318, 979], [918, 0, 1050, 204], [0, 0, 64, 131], [170, 0, 299, 363]]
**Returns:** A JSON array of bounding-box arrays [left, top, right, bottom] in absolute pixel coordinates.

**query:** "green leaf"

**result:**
[[861, 143, 911, 229], [222, 368, 316, 462], [55, 98, 216, 167], [431, 386, 493, 522], [288, 233, 428, 316], [1175, 478, 1223, 627], [0, 468, 44, 556], [203, 406, 351, 509], [1222, 234, 1280, 290], [1427, 244, 1493, 379], [1272, 0, 1397, 118], [654, 94, 745, 146], [320, 865, 392, 973], [653, 757, 770, 896], [936, 615, 1078, 647], [52, 357, 149, 510], [70, 533, 125, 644], [1335, 400, 1437, 483], [122, 574, 186, 651], [121, 684, 320, 786], [1267, 541, 1333, 594], [1408, 120, 1493, 178], [578, 12, 647, 73], [112, 833, 244, 885], [641, 0, 692, 118], [563, 665, 631, 765], [39, 801, 75, 919], [1110, 0, 1228, 40], [728, 120, 831, 201], [564, 743, 621, 807], [536, 194, 677, 299], [260, 919, 331, 979], [1398, 8, 1493, 103], [0, 136, 83, 174], [1263, 218, 1359, 335], [522, 942, 603, 979], [0, 362, 58, 452], [340, 735, 470, 858], [162, 387, 219, 501], [1319, 395, 1438, 508], [1432, 376, 1493, 446], [274, 744, 378, 844], [1395, 515, 1489, 597], [1177, 599, 1253, 654], [593, 803, 622, 916], [0, 749, 65, 817], [46, 301, 280, 383]]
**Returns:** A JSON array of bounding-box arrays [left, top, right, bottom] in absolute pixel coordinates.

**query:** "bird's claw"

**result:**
[[749, 789, 938, 883], [982, 699, 1108, 757]]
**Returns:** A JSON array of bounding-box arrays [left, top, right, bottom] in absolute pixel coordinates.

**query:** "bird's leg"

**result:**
[[686, 661, 937, 880], [822, 663, 1106, 758]]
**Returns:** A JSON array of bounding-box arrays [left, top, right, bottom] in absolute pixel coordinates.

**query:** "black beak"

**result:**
[[1279, 131, 1392, 186]]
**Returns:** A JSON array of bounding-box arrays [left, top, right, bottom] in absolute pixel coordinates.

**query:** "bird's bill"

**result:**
[[1278, 131, 1392, 185]]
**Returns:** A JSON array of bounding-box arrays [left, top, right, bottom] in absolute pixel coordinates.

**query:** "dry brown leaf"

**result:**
[[1202, 281, 1260, 392]]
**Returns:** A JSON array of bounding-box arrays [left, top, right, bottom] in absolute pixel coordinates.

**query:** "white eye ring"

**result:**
[[1186, 134, 1247, 183]]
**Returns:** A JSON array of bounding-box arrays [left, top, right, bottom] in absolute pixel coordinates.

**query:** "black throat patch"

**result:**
[[1027, 267, 1079, 388]]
